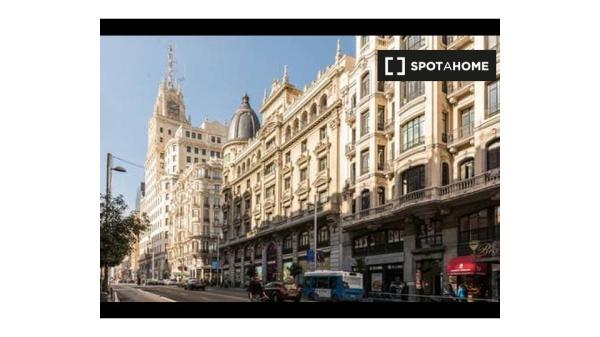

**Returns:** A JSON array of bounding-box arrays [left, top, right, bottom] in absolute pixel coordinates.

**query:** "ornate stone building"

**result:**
[[219, 36, 500, 301], [138, 47, 227, 280], [220, 43, 354, 287], [340, 35, 500, 300]]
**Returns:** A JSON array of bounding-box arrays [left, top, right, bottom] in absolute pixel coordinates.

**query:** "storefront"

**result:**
[[447, 256, 489, 301], [359, 263, 404, 293], [416, 259, 442, 297], [282, 260, 293, 282]]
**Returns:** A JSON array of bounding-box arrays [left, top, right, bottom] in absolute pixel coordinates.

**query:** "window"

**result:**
[[256, 172, 261, 182], [318, 190, 328, 205], [360, 110, 370, 136], [349, 162, 356, 183], [487, 140, 500, 170], [198, 133, 202, 140], [159, 127, 163, 133], [461, 107, 475, 138], [442, 162, 450, 186], [487, 81, 500, 116], [318, 157, 327, 172], [442, 112, 448, 142], [299, 231, 310, 249], [211, 136, 216, 143], [377, 187, 385, 205], [285, 152, 291, 164], [417, 221, 442, 248], [360, 149, 370, 175], [192, 132, 196, 139], [265, 186, 274, 198], [401, 81, 424, 104], [377, 145, 385, 171], [159, 137, 163, 143], [168, 129, 171, 135], [319, 126, 327, 141], [284, 177, 291, 190], [301, 140, 307, 153], [210, 151, 215, 157], [320, 95, 327, 111], [266, 138, 275, 149], [299, 199, 306, 211], [300, 168, 307, 181], [202, 149, 206, 155], [376, 105, 385, 131], [459, 158, 475, 180], [194, 157, 199, 163], [351, 94, 356, 108], [186, 156, 191, 163], [401, 165, 425, 195], [265, 162, 275, 175], [194, 147, 199, 154], [283, 236, 293, 252], [318, 226, 329, 244], [217, 137, 221, 144], [404, 35, 425, 50], [187, 146, 191, 153], [361, 189, 370, 210], [361, 73, 370, 98], [388, 229, 402, 244], [186, 131, 190, 137], [401, 115, 425, 151], [285, 126, 291, 141], [377, 81, 385, 92]]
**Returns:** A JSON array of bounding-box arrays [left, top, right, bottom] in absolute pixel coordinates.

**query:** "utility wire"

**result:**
[[113, 155, 145, 170]]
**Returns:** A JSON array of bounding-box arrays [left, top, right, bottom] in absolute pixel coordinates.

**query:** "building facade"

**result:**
[[219, 36, 500, 300], [138, 47, 227, 281]]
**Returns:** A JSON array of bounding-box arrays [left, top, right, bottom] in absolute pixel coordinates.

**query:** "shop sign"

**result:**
[[476, 241, 500, 258]]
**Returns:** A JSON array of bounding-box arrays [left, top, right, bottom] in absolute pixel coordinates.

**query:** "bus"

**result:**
[[302, 270, 363, 302]]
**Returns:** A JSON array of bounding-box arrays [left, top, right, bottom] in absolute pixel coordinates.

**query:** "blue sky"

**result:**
[[100, 36, 356, 210]]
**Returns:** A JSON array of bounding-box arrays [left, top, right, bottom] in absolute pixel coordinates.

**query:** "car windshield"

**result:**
[[265, 282, 280, 287]]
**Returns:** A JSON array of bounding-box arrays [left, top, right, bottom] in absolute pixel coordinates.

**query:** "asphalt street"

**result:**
[[112, 284, 249, 302]]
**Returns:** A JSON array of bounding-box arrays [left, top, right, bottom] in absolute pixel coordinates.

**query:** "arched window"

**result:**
[[293, 119, 299, 133], [319, 95, 328, 112], [245, 246, 252, 260], [255, 243, 262, 258], [310, 104, 317, 121], [442, 162, 450, 186], [401, 165, 425, 195], [361, 189, 371, 210], [487, 139, 500, 171], [257, 150, 261, 160], [242, 162, 246, 172], [285, 125, 291, 141], [459, 158, 475, 180], [266, 243, 277, 262], [361, 72, 370, 98], [377, 187, 385, 205], [301, 111, 308, 127], [298, 231, 310, 249]]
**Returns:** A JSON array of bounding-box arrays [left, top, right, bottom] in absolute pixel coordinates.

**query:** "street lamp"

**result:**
[[106, 152, 127, 199], [306, 193, 318, 271]]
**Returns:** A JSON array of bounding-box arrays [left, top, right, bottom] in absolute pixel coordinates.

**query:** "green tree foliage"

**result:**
[[100, 194, 148, 291], [287, 262, 303, 284], [246, 265, 257, 280]]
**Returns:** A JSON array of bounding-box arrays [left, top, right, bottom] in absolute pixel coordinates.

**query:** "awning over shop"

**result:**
[[447, 256, 488, 276]]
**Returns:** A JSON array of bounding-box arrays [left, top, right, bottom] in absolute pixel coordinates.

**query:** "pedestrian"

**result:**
[[400, 282, 409, 301], [457, 283, 468, 302], [444, 284, 456, 302], [248, 276, 265, 302]]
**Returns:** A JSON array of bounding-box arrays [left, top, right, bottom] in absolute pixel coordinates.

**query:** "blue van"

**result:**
[[302, 270, 363, 302]]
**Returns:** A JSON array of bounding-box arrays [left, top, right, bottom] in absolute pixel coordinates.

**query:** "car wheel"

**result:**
[[273, 294, 280, 302]]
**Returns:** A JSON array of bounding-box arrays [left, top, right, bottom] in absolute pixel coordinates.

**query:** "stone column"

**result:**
[[403, 233, 416, 300], [261, 243, 267, 284], [329, 224, 341, 270], [276, 238, 283, 281], [292, 232, 298, 263]]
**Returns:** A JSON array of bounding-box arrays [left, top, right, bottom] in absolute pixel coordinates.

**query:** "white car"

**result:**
[[164, 279, 178, 286]]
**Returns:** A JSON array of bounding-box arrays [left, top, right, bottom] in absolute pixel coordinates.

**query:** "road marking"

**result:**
[[132, 287, 176, 302]]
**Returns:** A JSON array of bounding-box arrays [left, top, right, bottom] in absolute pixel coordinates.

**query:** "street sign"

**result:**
[[211, 261, 218, 269]]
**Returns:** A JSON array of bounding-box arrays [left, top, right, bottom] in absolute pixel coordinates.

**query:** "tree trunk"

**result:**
[[102, 264, 109, 293]]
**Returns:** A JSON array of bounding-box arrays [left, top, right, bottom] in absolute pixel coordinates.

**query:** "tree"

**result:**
[[354, 257, 366, 275], [100, 194, 148, 292], [287, 262, 303, 284]]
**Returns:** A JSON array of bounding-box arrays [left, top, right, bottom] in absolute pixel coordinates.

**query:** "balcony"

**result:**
[[439, 168, 500, 198], [447, 123, 474, 147], [416, 234, 443, 249], [345, 143, 356, 158], [447, 81, 473, 104]]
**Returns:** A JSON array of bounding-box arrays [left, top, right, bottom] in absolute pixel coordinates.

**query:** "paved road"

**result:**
[[112, 284, 174, 302], [112, 284, 249, 302]]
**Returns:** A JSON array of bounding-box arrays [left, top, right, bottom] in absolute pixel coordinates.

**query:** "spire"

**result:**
[[263, 88, 267, 104], [336, 39, 342, 62], [282, 64, 288, 83], [166, 45, 175, 89], [242, 92, 250, 104]]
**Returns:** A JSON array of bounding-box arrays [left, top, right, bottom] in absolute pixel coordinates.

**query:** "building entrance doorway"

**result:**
[[266, 243, 278, 282]]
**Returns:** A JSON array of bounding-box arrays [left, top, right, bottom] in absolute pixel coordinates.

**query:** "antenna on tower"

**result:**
[[166, 45, 175, 89]]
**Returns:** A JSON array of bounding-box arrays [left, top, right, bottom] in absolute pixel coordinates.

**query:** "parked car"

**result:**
[[163, 278, 178, 286], [264, 281, 302, 302], [145, 279, 162, 286], [184, 278, 206, 291]]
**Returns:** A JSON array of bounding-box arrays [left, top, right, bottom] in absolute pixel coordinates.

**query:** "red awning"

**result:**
[[447, 256, 488, 276]]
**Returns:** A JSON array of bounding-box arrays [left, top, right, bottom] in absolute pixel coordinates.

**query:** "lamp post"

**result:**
[[103, 152, 126, 289], [307, 193, 318, 271]]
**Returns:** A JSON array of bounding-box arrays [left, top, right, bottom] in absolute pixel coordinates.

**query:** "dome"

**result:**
[[228, 94, 260, 140]]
